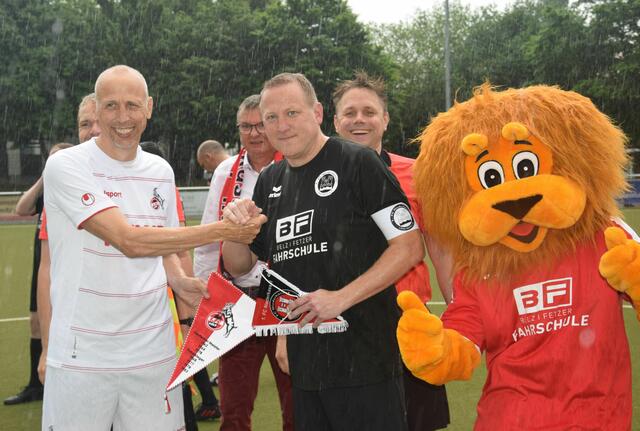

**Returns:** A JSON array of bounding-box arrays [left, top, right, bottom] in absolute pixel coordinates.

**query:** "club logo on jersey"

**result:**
[[314, 170, 338, 197], [276, 210, 313, 243], [513, 277, 572, 315], [81, 193, 95, 206], [390, 203, 415, 230], [205, 302, 236, 337], [269, 185, 282, 199], [150, 187, 165, 210]]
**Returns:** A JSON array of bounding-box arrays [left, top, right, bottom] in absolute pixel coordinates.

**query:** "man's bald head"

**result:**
[[95, 65, 149, 100], [197, 140, 229, 172]]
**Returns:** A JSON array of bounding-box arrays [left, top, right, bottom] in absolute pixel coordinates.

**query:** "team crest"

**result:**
[[314, 170, 338, 197], [205, 302, 237, 337], [390, 203, 414, 230], [268, 287, 299, 322], [150, 187, 165, 210]]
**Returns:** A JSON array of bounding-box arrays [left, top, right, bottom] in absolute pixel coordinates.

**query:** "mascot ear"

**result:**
[[461, 133, 488, 156], [501, 122, 530, 141]]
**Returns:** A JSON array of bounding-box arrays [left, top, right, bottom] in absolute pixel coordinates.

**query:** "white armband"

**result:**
[[371, 202, 417, 240]]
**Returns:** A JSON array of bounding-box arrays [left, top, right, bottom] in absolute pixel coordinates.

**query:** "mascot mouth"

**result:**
[[507, 222, 539, 243]]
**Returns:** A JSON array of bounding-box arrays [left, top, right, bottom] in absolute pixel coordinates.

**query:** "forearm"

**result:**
[[15, 177, 43, 216], [36, 243, 51, 351], [163, 254, 187, 286], [339, 231, 424, 311], [177, 250, 194, 277], [82, 207, 262, 258], [425, 233, 454, 304], [221, 241, 257, 277]]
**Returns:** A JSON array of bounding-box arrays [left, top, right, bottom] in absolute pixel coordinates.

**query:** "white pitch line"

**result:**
[[0, 317, 30, 323]]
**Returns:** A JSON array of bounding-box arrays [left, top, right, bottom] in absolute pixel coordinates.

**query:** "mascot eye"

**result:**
[[478, 161, 505, 189], [512, 151, 539, 179]]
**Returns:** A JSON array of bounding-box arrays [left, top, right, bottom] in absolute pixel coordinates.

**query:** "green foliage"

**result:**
[[1, 0, 639, 187], [0, 0, 392, 185], [374, 0, 640, 153]]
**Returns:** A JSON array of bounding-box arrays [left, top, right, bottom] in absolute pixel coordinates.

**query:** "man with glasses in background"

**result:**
[[193, 94, 293, 431]]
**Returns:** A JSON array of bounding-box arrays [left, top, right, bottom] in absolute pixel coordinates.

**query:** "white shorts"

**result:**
[[42, 360, 184, 431]]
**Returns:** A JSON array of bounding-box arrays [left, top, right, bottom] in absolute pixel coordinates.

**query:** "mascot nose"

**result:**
[[492, 195, 542, 219]]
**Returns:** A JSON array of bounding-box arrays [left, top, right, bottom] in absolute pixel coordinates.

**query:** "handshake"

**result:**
[[220, 198, 267, 244]]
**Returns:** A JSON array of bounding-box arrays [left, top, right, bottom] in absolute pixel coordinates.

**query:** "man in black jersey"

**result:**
[[222, 73, 424, 431]]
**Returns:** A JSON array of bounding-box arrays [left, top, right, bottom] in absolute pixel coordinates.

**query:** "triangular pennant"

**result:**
[[166, 272, 256, 391], [252, 268, 348, 336]]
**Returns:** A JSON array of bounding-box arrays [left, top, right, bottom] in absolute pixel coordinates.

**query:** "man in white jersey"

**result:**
[[41, 65, 265, 431]]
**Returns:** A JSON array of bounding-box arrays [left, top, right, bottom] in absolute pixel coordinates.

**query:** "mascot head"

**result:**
[[415, 84, 629, 282]]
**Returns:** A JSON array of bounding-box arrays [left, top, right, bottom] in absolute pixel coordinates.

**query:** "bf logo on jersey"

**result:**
[[513, 277, 572, 315], [314, 170, 338, 197], [276, 210, 313, 243], [390, 203, 414, 230]]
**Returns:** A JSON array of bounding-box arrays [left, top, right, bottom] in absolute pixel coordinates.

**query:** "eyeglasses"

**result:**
[[237, 122, 265, 135]]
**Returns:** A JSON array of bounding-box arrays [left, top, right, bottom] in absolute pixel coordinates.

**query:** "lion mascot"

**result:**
[[397, 84, 640, 430]]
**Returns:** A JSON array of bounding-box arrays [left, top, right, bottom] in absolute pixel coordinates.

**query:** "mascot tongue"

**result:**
[[510, 222, 536, 236]]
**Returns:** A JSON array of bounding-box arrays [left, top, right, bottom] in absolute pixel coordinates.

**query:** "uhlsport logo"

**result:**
[[390, 203, 414, 231], [81, 193, 95, 206], [205, 302, 236, 337], [276, 210, 313, 243], [150, 187, 165, 210], [513, 277, 572, 315], [314, 170, 338, 197]]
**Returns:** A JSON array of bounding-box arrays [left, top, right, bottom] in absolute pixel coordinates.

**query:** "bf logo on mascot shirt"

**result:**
[[276, 210, 314, 243], [513, 277, 572, 315]]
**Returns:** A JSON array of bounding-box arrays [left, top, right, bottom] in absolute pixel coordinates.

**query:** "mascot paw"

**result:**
[[397, 291, 445, 372], [599, 227, 640, 294], [397, 291, 481, 384]]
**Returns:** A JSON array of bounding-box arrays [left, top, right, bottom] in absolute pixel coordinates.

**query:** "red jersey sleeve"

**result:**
[[175, 188, 185, 224], [39, 210, 49, 240]]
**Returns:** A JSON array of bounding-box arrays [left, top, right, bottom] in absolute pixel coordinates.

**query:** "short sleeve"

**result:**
[[43, 151, 116, 228], [357, 149, 418, 240], [175, 188, 185, 224], [441, 274, 485, 351], [39, 210, 49, 240], [249, 171, 270, 262]]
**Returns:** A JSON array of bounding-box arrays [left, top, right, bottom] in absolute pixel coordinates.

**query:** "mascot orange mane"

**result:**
[[397, 84, 640, 430]]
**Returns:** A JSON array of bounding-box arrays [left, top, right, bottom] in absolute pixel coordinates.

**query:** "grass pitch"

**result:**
[[1, 209, 639, 430]]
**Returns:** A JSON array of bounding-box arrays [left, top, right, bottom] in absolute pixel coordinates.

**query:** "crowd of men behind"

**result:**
[[5, 65, 452, 431]]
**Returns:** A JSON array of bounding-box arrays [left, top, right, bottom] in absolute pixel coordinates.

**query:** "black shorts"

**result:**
[[292, 377, 407, 431], [404, 365, 450, 431], [29, 228, 42, 313]]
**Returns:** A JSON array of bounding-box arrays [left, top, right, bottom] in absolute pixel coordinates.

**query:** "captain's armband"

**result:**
[[371, 202, 417, 240]]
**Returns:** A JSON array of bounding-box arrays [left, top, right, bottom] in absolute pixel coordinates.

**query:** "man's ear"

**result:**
[[146, 97, 154, 119], [313, 101, 323, 125]]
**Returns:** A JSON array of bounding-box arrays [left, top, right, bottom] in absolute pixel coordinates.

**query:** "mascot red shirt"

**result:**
[[397, 85, 640, 430]]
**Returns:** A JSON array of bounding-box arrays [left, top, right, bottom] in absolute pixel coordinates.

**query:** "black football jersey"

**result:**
[[250, 137, 416, 390]]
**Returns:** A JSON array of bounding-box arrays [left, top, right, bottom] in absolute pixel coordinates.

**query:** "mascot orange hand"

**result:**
[[397, 291, 481, 385], [599, 227, 640, 321]]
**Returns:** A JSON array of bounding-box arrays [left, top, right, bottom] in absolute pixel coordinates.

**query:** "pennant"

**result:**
[[166, 272, 256, 391], [252, 268, 349, 336]]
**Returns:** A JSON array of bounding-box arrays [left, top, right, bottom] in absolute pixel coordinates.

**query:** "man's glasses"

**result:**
[[237, 122, 265, 135]]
